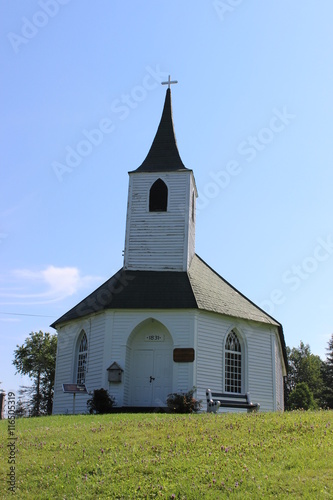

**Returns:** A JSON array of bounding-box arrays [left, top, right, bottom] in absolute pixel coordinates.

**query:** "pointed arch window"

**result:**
[[225, 330, 242, 393], [77, 331, 88, 385], [149, 179, 168, 212]]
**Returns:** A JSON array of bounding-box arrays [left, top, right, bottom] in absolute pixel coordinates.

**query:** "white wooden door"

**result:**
[[131, 350, 154, 406], [153, 349, 172, 406], [130, 348, 172, 406]]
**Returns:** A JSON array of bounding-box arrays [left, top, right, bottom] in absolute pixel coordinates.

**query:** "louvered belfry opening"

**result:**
[[149, 178, 168, 212]]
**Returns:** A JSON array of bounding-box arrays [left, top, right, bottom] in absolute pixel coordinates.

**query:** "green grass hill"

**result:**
[[1, 410, 332, 499]]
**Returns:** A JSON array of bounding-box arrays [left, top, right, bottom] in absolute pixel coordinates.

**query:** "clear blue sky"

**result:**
[[1, 1, 333, 396]]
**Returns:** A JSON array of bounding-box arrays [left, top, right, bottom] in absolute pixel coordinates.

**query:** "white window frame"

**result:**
[[224, 329, 243, 394], [76, 330, 88, 385]]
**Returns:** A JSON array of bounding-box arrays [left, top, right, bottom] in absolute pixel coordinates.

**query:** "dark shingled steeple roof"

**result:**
[[134, 88, 188, 172]]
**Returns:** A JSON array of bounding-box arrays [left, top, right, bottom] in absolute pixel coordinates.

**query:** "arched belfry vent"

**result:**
[[149, 179, 168, 212], [134, 88, 189, 173]]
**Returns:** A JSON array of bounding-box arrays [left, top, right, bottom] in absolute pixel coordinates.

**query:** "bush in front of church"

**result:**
[[166, 388, 202, 414], [87, 389, 115, 414]]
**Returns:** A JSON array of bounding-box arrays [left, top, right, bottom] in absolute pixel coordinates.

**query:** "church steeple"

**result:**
[[134, 88, 188, 173], [124, 83, 197, 272]]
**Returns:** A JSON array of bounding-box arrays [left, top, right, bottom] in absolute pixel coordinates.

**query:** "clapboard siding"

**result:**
[[196, 312, 225, 404], [187, 174, 196, 267], [246, 325, 274, 411], [175, 363, 192, 393], [122, 345, 131, 406], [195, 311, 281, 412], [110, 313, 142, 406], [52, 315, 106, 414], [124, 171, 195, 271], [85, 316, 106, 395], [53, 324, 74, 414], [53, 308, 284, 413], [275, 337, 284, 411]]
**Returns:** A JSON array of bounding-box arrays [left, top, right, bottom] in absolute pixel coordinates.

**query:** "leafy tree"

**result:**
[[14, 385, 37, 417], [285, 341, 325, 410], [13, 331, 57, 416], [14, 400, 28, 418], [14, 387, 31, 418], [322, 334, 333, 408], [288, 382, 316, 410]]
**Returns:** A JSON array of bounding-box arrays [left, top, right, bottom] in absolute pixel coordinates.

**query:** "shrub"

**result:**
[[288, 382, 316, 410], [87, 389, 115, 414], [166, 388, 201, 414]]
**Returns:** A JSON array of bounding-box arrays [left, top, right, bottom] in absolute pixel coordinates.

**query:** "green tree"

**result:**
[[285, 341, 325, 410], [15, 385, 37, 417], [288, 382, 316, 410], [13, 331, 57, 416], [322, 334, 333, 408], [14, 387, 31, 417]]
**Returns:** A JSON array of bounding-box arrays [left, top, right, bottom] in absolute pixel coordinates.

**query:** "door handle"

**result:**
[[150, 376, 155, 383]]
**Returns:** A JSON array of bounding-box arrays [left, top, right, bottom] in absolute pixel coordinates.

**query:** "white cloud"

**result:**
[[0, 266, 103, 305]]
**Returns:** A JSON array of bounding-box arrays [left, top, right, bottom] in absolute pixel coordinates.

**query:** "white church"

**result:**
[[52, 81, 287, 414]]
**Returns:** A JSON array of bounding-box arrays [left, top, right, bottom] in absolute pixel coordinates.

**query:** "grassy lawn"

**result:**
[[1, 410, 332, 499]]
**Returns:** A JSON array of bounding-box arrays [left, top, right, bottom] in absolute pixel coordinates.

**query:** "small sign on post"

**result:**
[[62, 384, 87, 414]]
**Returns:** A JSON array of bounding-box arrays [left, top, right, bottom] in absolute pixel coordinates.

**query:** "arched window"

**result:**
[[149, 179, 168, 212], [77, 331, 88, 385], [225, 330, 242, 393]]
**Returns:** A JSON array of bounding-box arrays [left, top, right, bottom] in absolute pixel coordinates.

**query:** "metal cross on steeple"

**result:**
[[161, 75, 178, 89]]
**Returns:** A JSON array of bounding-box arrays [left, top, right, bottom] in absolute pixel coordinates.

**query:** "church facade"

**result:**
[[52, 85, 287, 414]]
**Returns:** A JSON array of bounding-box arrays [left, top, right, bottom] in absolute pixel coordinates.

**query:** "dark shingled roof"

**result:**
[[188, 255, 279, 326], [51, 254, 287, 367], [51, 269, 196, 325], [133, 88, 188, 172]]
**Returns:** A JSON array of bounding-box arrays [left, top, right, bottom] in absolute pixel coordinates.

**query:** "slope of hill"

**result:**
[[1, 410, 332, 498]]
